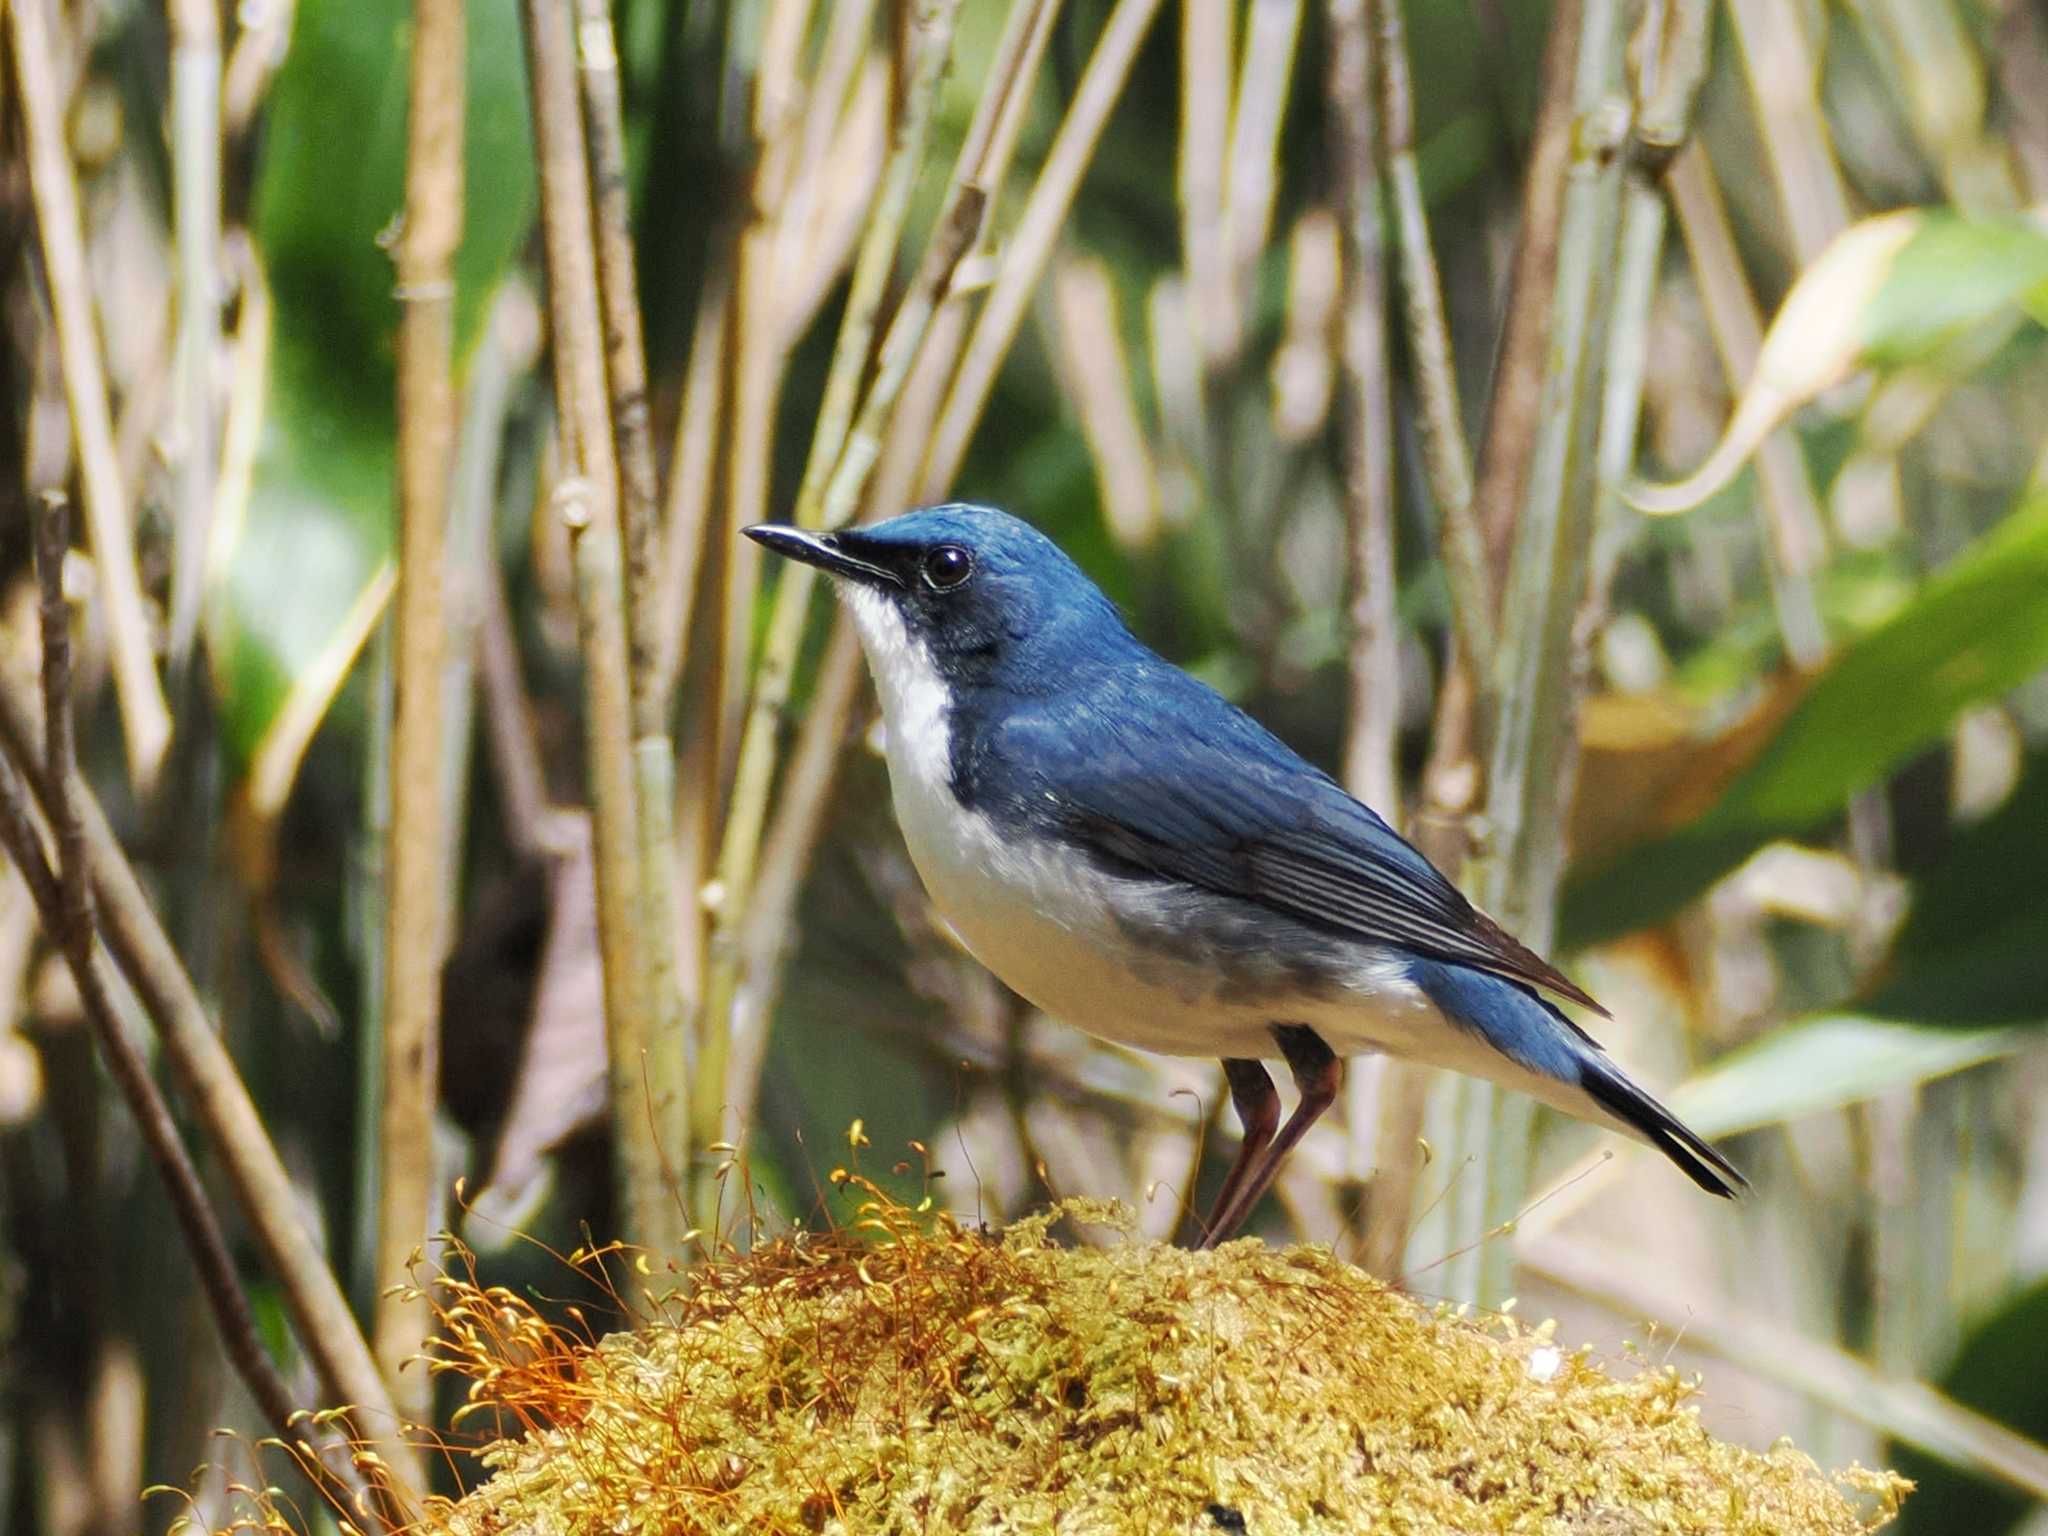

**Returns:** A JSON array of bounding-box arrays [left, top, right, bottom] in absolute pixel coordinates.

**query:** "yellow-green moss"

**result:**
[[433, 1198, 1903, 1536]]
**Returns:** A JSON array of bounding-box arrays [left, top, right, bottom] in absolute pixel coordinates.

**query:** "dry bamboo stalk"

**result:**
[[653, 257, 733, 710], [1223, 0, 1305, 337], [1327, 0, 1399, 822], [520, 0, 659, 1248], [571, 0, 691, 1260], [700, 186, 987, 1173], [870, 0, 1065, 513], [375, 0, 466, 1418]]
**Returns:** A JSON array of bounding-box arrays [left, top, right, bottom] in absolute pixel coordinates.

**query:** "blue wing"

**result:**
[[966, 659, 1606, 1016]]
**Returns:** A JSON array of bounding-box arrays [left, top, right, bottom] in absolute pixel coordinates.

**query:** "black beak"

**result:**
[[743, 524, 902, 587]]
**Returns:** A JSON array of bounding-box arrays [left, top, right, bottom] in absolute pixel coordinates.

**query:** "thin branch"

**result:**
[[376, 0, 466, 1417], [0, 657, 412, 1482], [924, 0, 1171, 497], [8, 0, 173, 792], [1368, 0, 1495, 681], [522, 0, 662, 1251], [0, 766, 305, 1423]]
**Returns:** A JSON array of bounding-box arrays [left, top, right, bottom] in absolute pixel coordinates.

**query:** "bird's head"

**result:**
[[744, 504, 1133, 697]]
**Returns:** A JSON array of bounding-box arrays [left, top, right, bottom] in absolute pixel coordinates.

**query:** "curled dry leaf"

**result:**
[[1630, 211, 1923, 516], [1632, 209, 2048, 516]]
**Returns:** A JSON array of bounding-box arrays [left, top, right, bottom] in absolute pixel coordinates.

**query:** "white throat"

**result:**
[[841, 584, 953, 793]]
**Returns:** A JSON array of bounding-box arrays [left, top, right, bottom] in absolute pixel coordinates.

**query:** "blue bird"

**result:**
[[745, 505, 1743, 1245]]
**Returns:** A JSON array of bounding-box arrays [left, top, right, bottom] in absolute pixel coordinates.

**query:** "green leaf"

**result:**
[[1563, 495, 2048, 948], [1858, 215, 2048, 366], [1894, 1280, 2048, 1536], [208, 0, 534, 769], [1667, 1015, 2019, 1140]]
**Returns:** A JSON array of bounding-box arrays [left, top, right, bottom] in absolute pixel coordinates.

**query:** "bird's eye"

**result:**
[[921, 544, 973, 591]]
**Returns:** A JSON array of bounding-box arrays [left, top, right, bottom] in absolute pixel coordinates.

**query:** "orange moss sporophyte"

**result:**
[[174, 1175, 1907, 1535]]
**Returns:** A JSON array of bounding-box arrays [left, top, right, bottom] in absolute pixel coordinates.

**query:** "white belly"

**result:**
[[891, 766, 1275, 1057]]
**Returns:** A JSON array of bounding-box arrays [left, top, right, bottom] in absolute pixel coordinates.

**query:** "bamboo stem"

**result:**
[[7, 0, 173, 793], [1368, 0, 1494, 682], [1468, 0, 1582, 584], [872, 0, 1066, 511], [652, 256, 733, 709], [572, 0, 691, 1259], [1328, 0, 1424, 1277], [1180, 0, 1236, 367], [1424, 0, 1632, 1309], [1223, 0, 1305, 330], [520, 0, 659, 1249], [787, 1, 963, 536], [573, 0, 664, 740], [375, 0, 466, 1417]]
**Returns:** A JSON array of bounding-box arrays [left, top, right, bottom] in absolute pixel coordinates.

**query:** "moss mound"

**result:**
[[433, 1194, 1901, 1535]]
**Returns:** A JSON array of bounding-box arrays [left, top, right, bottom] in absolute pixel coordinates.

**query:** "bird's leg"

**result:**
[[1197, 1026, 1342, 1248], [1190, 1058, 1280, 1247]]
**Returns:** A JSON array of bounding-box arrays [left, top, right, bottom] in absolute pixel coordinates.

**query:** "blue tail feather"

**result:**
[[1404, 958, 1745, 1198]]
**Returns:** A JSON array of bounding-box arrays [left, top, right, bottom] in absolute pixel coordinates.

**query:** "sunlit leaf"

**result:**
[[1667, 1015, 2020, 1140], [1563, 495, 2048, 948]]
